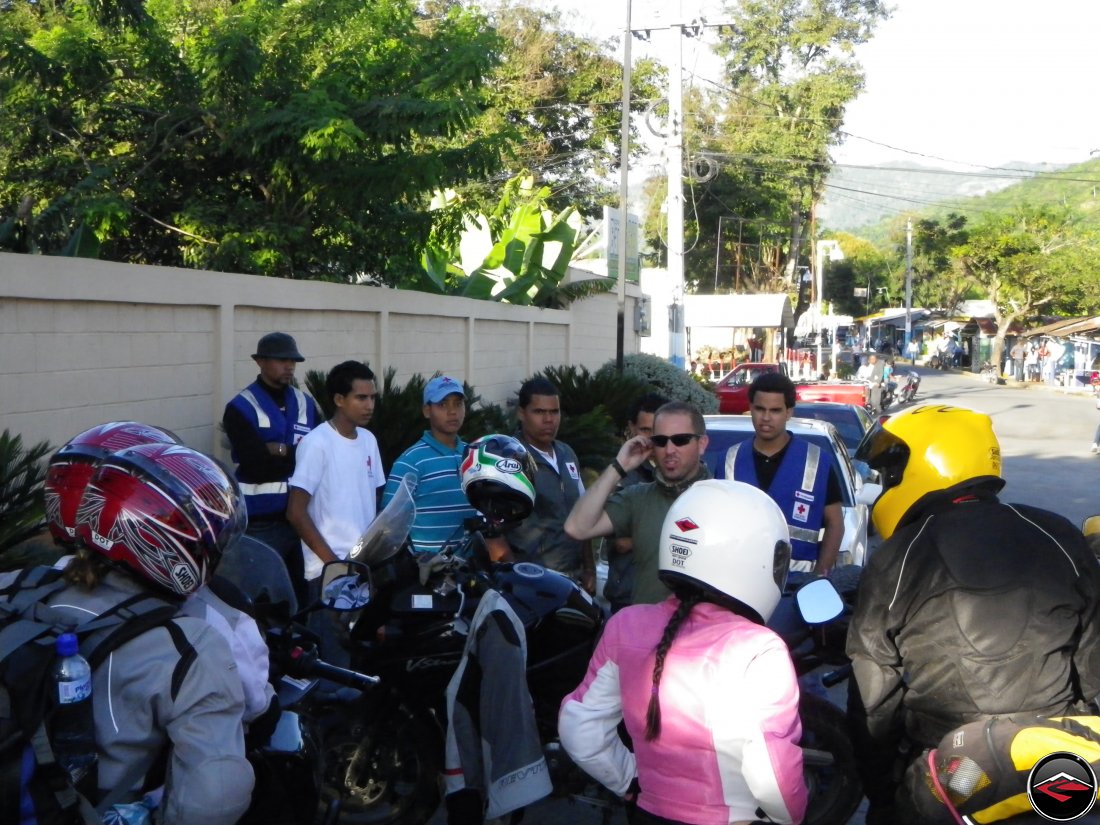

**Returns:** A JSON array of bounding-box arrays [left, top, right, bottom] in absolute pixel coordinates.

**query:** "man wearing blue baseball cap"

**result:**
[[381, 375, 479, 554]]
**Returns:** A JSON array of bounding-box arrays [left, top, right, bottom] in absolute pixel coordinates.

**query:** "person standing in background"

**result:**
[[223, 332, 320, 603], [381, 375, 478, 554], [602, 392, 668, 613], [508, 377, 596, 594], [287, 360, 385, 592]]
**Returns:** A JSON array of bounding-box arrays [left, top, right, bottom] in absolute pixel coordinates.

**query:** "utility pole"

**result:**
[[905, 217, 913, 351], [616, 0, 632, 372], [666, 18, 686, 369]]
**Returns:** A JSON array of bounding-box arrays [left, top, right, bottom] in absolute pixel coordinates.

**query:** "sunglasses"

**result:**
[[649, 433, 702, 448]]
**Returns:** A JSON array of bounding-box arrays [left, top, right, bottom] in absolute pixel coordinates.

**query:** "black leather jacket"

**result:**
[[848, 482, 1100, 752]]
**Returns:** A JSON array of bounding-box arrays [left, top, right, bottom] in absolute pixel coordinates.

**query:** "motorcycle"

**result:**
[[879, 380, 896, 412], [214, 537, 382, 825], [898, 370, 921, 404], [320, 475, 605, 824], [770, 569, 863, 825]]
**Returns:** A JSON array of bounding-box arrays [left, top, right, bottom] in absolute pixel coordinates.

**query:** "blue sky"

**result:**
[[549, 0, 1100, 169]]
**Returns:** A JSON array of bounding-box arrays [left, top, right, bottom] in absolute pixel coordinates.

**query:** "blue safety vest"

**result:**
[[725, 437, 831, 562], [228, 381, 318, 518]]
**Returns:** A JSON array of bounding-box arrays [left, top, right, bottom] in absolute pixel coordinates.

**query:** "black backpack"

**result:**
[[0, 566, 194, 825]]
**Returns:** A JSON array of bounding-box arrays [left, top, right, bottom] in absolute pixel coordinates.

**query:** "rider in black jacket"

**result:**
[[847, 404, 1100, 824]]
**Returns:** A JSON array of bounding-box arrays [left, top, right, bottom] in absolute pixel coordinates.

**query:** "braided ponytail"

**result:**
[[644, 589, 704, 741]]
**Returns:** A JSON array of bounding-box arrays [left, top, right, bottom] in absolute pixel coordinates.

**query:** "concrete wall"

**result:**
[[1, 253, 641, 459]]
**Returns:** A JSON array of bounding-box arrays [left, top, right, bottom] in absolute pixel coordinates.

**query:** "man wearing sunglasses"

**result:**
[[565, 401, 710, 606]]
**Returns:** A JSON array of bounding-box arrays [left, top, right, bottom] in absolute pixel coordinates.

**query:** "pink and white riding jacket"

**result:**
[[559, 599, 807, 825]]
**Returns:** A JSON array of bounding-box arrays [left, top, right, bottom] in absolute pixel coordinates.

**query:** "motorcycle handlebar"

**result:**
[[287, 644, 381, 690]]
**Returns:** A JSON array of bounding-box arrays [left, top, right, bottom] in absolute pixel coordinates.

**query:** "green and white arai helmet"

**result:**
[[460, 435, 538, 526]]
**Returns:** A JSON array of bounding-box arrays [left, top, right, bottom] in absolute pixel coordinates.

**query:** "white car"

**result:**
[[701, 414, 881, 567], [594, 415, 882, 604]]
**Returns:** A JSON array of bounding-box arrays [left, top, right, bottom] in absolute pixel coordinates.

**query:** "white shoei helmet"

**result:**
[[658, 480, 791, 623]]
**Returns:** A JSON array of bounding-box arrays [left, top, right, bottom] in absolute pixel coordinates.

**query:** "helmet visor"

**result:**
[[773, 540, 791, 592], [855, 422, 910, 491]]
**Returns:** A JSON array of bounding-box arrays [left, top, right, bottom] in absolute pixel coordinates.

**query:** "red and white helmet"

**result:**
[[74, 443, 245, 596], [44, 422, 179, 545]]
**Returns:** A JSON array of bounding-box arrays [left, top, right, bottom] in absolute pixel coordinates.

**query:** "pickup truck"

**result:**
[[713, 362, 869, 414]]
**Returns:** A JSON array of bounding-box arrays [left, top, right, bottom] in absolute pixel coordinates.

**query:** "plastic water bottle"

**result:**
[[51, 632, 98, 784]]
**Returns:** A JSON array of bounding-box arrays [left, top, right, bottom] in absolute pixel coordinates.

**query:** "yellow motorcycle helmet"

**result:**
[[856, 404, 1002, 539]]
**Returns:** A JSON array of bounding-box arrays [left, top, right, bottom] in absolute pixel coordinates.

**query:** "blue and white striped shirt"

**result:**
[[381, 432, 478, 554]]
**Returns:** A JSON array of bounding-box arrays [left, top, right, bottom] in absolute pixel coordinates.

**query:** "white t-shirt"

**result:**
[[289, 421, 385, 580]]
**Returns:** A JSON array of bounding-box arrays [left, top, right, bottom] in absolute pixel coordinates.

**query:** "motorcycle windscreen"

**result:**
[[216, 534, 299, 618], [349, 471, 417, 566]]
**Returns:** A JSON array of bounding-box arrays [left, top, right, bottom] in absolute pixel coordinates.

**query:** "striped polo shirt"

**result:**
[[381, 432, 478, 554]]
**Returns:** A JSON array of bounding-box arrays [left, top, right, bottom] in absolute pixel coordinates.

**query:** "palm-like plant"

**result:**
[[411, 174, 614, 308], [0, 430, 54, 569]]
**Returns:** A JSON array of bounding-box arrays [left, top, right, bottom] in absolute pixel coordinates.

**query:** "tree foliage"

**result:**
[[821, 231, 891, 317], [467, 2, 664, 218], [0, 430, 52, 559], [409, 174, 613, 308], [952, 205, 1094, 367], [0, 0, 506, 280], [642, 0, 888, 301]]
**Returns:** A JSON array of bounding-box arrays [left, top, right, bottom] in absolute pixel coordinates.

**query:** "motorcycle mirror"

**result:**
[[853, 459, 880, 485], [856, 482, 883, 506], [795, 578, 845, 625], [320, 560, 373, 611]]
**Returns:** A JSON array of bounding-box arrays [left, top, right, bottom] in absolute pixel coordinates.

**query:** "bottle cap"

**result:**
[[56, 632, 79, 657]]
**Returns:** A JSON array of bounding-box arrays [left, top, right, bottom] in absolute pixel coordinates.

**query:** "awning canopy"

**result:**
[[1024, 316, 1100, 338], [684, 293, 794, 329], [857, 308, 931, 327]]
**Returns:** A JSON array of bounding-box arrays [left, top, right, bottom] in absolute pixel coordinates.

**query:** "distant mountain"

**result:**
[[818, 159, 1066, 232]]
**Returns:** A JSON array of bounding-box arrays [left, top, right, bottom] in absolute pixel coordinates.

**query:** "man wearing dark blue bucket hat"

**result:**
[[223, 331, 321, 600]]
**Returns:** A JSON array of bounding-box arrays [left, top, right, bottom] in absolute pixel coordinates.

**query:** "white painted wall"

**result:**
[[0, 253, 642, 459]]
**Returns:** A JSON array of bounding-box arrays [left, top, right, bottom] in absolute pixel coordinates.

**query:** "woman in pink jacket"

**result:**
[[559, 480, 807, 825]]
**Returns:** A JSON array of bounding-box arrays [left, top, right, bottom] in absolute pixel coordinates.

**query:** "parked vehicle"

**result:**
[[795, 380, 870, 409], [792, 402, 873, 457], [713, 363, 788, 413], [714, 362, 870, 414], [703, 415, 882, 566]]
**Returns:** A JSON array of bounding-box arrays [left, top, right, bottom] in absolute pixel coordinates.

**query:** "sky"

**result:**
[[548, 0, 1100, 170]]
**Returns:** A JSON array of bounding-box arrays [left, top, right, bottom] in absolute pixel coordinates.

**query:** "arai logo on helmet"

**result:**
[[497, 458, 523, 474]]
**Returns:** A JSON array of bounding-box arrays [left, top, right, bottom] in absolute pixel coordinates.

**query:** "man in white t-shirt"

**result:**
[[287, 360, 386, 584]]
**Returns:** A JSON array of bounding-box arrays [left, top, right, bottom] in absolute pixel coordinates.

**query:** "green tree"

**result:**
[[656, 0, 888, 300], [822, 232, 892, 317], [900, 214, 977, 312], [411, 174, 613, 307], [952, 206, 1091, 369], [0, 0, 506, 280], [466, 2, 664, 219]]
